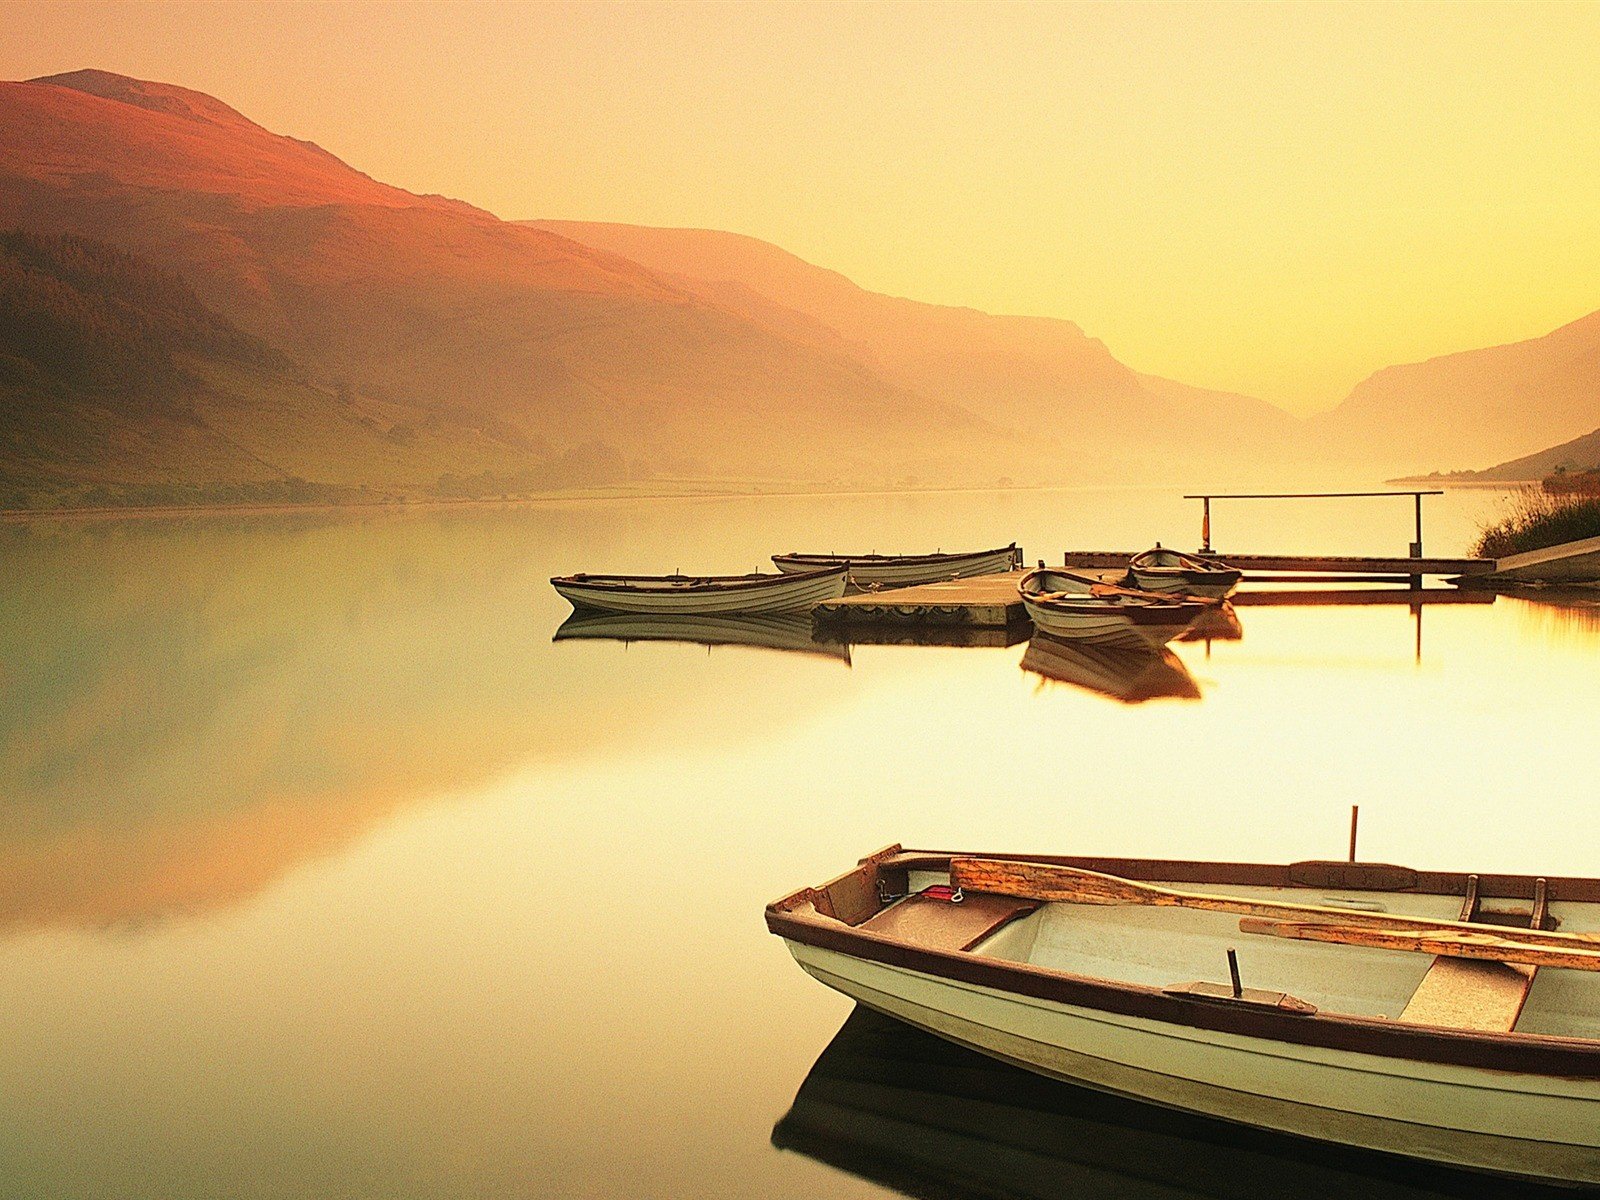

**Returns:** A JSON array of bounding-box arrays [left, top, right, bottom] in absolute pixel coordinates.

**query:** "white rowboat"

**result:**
[[768, 846, 1600, 1187], [550, 564, 847, 615], [1019, 567, 1204, 646], [1128, 545, 1243, 597], [773, 545, 1020, 590]]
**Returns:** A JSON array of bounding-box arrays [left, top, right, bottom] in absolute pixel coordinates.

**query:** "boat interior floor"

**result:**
[[877, 876, 1600, 1040]]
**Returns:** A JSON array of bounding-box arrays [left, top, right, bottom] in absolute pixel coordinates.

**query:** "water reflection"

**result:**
[[1021, 634, 1201, 704], [0, 512, 853, 933], [553, 611, 851, 664], [775, 1007, 1564, 1200]]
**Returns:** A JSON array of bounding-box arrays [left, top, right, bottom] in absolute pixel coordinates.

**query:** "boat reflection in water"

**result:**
[[1021, 632, 1202, 704], [1175, 600, 1244, 643], [773, 1007, 1565, 1200], [553, 610, 851, 664]]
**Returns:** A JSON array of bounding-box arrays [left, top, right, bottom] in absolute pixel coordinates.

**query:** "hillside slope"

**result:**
[[0, 230, 607, 508], [525, 220, 1305, 473], [0, 71, 1001, 489], [1315, 308, 1600, 473]]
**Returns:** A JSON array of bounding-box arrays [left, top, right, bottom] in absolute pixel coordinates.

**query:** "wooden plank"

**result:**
[[1240, 918, 1600, 972], [859, 891, 1039, 952], [947, 860, 1600, 952], [1399, 958, 1535, 1032]]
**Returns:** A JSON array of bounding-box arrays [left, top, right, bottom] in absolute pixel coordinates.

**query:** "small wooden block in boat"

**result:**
[[1162, 981, 1318, 1014], [1399, 958, 1536, 1033], [859, 891, 1039, 953]]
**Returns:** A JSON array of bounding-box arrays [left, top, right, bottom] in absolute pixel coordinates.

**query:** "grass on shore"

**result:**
[[1472, 486, 1600, 559]]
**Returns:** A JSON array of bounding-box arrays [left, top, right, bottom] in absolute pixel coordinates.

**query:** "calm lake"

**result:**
[[3, 486, 1598, 1199]]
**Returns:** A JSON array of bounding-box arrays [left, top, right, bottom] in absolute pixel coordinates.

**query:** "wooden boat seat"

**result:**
[[1398, 958, 1536, 1032], [860, 890, 1039, 953], [1398, 877, 1547, 1032]]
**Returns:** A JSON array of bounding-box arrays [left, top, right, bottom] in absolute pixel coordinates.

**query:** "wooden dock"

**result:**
[[1061, 551, 1496, 579], [814, 558, 1499, 629], [813, 571, 1038, 629]]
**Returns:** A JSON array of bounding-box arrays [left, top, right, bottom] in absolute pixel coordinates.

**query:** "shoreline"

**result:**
[[0, 479, 1102, 524]]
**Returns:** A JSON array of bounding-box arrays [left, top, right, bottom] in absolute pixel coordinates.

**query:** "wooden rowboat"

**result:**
[[550, 564, 847, 615], [1128, 545, 1243, 597], [773, 544, 1020, 590], [1018, 567, 1204, 645], [767, 846, 1600, 1186]]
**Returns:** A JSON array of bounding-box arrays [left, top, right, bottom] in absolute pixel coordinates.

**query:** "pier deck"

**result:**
[[1061, 551, 1496, 578], [814, 557, 1497, 629]]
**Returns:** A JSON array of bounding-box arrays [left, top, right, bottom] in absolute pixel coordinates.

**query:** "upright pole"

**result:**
[[1407, 492, 1424, 588], [1348, 805, 1360, 863], [1201, 497, 1212, 553]]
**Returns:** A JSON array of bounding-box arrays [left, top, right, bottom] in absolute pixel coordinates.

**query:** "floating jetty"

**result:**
[[814, 554, 1498, 630]]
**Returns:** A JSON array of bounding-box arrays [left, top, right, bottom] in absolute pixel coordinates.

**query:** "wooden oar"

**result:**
[[948, 859, 1600, 952], [1241, 918, 1600, 972]]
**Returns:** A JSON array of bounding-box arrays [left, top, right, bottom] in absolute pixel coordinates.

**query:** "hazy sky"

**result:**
[[7, 0, 1600, 412]]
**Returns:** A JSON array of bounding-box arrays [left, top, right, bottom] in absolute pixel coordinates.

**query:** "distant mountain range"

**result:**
[[1314, 310, 1600, 473], [0, 68, 1597, 507]]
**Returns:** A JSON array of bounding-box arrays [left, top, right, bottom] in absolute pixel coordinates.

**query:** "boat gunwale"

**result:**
[[550, 563, 848, 593], [766, 849, 1600, 1078], [773, 544, 1018, 568]]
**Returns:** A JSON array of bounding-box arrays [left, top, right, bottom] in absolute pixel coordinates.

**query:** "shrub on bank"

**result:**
[[1473, 486, 1600, 559]]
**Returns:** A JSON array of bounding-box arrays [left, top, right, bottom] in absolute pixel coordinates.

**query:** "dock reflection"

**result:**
[[774, 1007, 1565, 1200]]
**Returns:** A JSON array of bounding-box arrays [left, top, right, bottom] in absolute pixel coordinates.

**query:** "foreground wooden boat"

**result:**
[[549, 564, 847, 615], [774, 1006, 1555, 1200], [1128, 545, 1244, 597], [773, 544, 1020, 590], [552, 611, 850, 663], [1018, 567, 1205, 645], [767, 846, 1600, 1186]]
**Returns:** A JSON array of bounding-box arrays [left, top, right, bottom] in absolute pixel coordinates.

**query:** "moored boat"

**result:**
[[1018, 567, 1204, 645], [1128, 545, 1243, 597], [767, 845, 1600, 1187], [550, 564, 847, 615], [773, 544, 1020, 590]]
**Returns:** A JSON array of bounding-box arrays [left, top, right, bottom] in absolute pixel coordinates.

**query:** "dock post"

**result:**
[[1409, 493, 1423, 589]]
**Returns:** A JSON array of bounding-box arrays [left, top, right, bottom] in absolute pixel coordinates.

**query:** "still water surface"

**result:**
[[2, 487, 1598, 1198]]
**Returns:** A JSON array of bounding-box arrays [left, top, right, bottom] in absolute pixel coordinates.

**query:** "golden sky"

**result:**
[[7, 0, 1600, 413]]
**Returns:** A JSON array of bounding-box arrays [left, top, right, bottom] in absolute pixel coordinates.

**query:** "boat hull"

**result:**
[[774, 547, 1018, 589], [1129, 568, 1240, 599], [1021, 595, 1194, 647], [785, 940, 1600, 1187], [551, 567, 846, 615]]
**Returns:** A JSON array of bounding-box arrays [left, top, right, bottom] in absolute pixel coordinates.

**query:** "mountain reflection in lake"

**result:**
[[2, 486, 1599, 1198], [775, 1006, 1569, 1200]]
